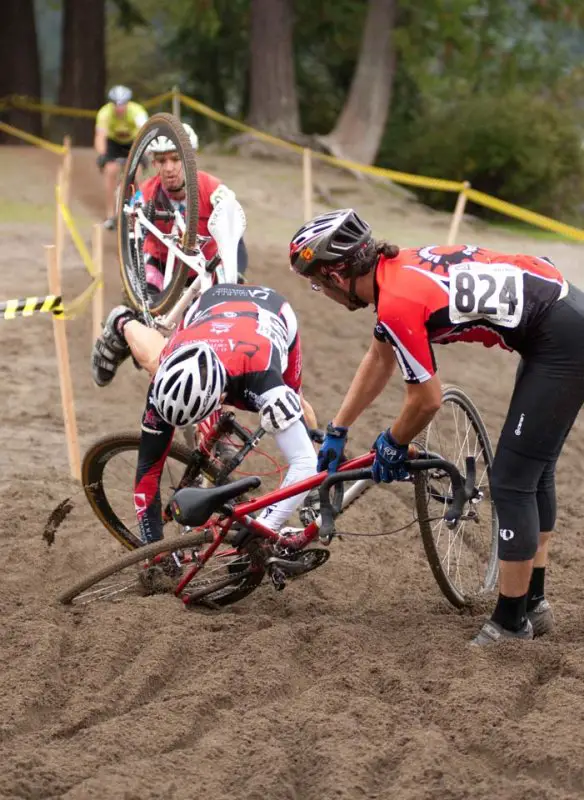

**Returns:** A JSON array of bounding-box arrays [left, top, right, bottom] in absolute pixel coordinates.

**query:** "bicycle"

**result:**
[[81, 408, 297, 552], [117, 112, 245, 327], [61, 386, 498, 609]]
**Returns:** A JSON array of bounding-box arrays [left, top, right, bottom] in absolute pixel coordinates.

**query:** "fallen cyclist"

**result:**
[[91, 283, 319, 544], [289, 208, 584, 646]]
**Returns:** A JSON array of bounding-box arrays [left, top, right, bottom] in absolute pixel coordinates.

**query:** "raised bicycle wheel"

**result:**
[[82, 433, 194, 551], [58, 530, 266, 608], [83, 432, 254, 552], [118, 112, 199, 316], [414, 386, 498, 608]]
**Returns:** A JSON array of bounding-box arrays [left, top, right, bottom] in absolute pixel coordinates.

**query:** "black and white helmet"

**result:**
[[153, 342, 227, 428], [289, 209, 373, 278], [108, 85, 132, 106]]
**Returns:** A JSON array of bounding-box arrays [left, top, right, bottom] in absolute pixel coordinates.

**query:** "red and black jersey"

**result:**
[[138, 170, 221, 263], [160, 283, 303, 409], [136, 283, 303, 543], [373, 245, 567, 383]]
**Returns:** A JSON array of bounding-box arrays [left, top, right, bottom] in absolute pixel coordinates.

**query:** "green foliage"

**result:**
[[165, 0, 249, 123], [293, 0, 367, 132], [101, 0, 584, 218], [109, 0, 147, 31], [389, 92, 584, 220]]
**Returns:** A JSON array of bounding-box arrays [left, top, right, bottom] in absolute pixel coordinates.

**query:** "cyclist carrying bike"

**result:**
[[289, 208, 584, 646], [91, 284, 318, 541], [94, 85, 148, 230], [134, 121, 248, 299]]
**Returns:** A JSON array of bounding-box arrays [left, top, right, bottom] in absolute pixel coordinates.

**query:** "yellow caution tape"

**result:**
[[6, 92, 172, 118], [56, 186, 98, 279], [180, 94, 319, 156], [179, 94, 465, 193], [9, 95, 97, 119], [5, 90, 584, 241], [0, 276, 103, 322], [0, 294, 64, 320], [0, 121, 66, 155], [61, 275, 102, 319], [465, 189, 584, 243], [142, 91, 174, 109]]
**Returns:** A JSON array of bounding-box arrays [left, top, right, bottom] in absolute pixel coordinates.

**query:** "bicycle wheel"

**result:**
[[414, 386, 498, 608], [58, 530, 265, 607], [118, 113, 199, 316], [82, 432, 193, 551]]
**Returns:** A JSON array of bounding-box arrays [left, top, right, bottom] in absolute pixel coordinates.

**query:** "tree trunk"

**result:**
[[58, 0, 106, 146], [323, 0, 397, 165], [0, 0, 42, 142], [247, 0, 300, 136]]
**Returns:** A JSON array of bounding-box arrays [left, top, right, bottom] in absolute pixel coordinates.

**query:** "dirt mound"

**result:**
[[1, 144, 584, 799]]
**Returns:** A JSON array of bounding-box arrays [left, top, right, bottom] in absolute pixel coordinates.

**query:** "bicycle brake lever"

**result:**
[[443, 456, 477, 527], [318, 468, 373, 544]]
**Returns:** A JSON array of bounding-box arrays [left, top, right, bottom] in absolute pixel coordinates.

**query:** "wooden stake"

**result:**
[[54, 135, 72, 277], [46, 244, 81, 481], [447, 181, 470, 245], [302, 148, 313, 222], [92, 224, 104, 344]]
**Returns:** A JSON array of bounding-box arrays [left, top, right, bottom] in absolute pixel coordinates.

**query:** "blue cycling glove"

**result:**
[[317, 422, 349, 473], [372, 430, 409, 484]]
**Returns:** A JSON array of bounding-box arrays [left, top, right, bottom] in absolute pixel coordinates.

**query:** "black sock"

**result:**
[[527, 567, 545, 611], [491, 593, 528, 632], [115, 311, 135, 337]]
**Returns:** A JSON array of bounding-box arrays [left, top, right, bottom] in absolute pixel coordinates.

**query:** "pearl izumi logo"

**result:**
[[499, 528, 515, 541], [515, 413, 525, 436]]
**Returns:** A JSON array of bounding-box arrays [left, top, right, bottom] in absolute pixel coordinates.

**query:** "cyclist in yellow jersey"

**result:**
[[94, 85, 148, 230]]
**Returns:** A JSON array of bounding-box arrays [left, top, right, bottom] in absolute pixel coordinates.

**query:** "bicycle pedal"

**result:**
[[265, 555, 309, 576], [268, 564, 287, 591]]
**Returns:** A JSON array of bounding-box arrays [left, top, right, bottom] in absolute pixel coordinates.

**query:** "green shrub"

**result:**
[[386, 91, 584, 222]]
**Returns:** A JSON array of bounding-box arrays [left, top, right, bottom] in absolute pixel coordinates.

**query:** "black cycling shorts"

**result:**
[[492, 283, 584, 560], [104, 138, 132, 163]]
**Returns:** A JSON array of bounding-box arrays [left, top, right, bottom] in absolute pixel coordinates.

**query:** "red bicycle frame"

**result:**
[[174, 452, 374, 600]]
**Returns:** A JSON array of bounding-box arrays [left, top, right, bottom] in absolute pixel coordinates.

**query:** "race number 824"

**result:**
[[448, 263, 524, 328]]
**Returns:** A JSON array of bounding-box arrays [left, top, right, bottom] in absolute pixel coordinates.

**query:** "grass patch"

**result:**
[[486, 218, 579, 243], [0, 199, 94, 227], [0, 199, 55, 224]]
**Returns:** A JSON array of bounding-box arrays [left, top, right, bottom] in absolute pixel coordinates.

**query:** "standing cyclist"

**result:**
[[94, 85, 148, 230], [91, 284, 318, 541], [289, 208, 584, 646], [134, 121, 248, 299]]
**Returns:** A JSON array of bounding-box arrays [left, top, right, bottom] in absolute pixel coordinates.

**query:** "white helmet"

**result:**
[[147, 122, 199, 154], [152, 341, 226, 427], [108, 85, 132, 105]]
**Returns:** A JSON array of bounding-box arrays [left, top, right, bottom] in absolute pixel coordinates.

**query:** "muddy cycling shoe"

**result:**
[[471, 618, 534, 647], [298, 488, 321, 527], [91, 305, 137, 387], [103, 216, 117, 231], [527, 598, 555, 637], [213, 440, 240, 467], [138, 561, 180, 595]]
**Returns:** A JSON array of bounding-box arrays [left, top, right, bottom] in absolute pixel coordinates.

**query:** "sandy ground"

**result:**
[[1, 144, 584, 799]]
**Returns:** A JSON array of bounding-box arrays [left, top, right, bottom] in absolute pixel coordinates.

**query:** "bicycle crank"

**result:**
[[266, 548, 331, 591]]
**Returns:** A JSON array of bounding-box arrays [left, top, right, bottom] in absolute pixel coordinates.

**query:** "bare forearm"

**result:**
[[124, 320, 167, 376], [391, 404, 437, 445], [300, 394, 318, 430], [333, 350, 394, 428], [390, 376, 443, 444], [94, 129, 106, 154]]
